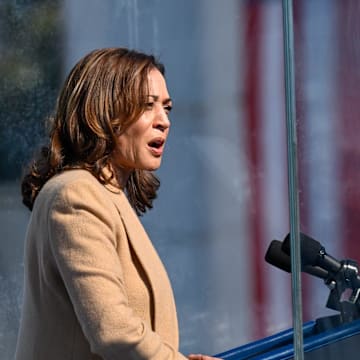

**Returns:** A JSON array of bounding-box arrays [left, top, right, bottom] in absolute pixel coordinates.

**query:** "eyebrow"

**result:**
[[148, 95, 172, 104]]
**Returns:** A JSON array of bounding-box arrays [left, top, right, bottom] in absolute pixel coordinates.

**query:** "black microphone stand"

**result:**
[[316, 259, 360, 332]]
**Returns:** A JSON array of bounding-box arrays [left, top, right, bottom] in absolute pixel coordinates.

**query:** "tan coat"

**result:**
[[15, 169, 187, 360]]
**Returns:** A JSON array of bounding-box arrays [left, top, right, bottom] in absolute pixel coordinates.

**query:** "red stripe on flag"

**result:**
[[243, 1, 266, 339]]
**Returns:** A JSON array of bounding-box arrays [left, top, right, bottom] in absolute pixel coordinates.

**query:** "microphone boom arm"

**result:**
[[326, 259, 360, 322]]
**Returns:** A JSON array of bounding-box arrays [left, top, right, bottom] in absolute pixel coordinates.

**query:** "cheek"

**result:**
[[116, 135, 142, 161], [117, 137, 132, 155], [115, 118, 150, 157]]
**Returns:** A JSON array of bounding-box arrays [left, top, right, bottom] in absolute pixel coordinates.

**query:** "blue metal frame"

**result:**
[[215, 319, 360, 360]]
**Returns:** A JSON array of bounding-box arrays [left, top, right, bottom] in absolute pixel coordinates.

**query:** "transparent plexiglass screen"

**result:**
[[6, 0, 360, 359], [294, 0, 360, 334]]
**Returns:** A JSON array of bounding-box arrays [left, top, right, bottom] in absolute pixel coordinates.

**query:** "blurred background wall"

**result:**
[[1, 0, 360, 359]]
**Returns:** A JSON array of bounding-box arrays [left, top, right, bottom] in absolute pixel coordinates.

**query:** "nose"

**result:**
[[154, 107, 171, 132]]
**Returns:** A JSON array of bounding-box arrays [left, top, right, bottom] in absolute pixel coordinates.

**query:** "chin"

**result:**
[[143, 160, 162, 171]]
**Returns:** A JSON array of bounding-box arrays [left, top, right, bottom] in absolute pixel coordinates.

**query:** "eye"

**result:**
[[145, 102, 154, 110], [164, 104, 173, 114]]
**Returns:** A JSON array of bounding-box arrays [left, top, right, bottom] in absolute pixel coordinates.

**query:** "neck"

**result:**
[[100, 162, 132, 190], [109, 163, 133, 189]]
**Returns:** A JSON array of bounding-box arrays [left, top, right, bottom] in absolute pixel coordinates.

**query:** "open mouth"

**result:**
[[148, 138, 165, 156], [148, 139, 164, 149]]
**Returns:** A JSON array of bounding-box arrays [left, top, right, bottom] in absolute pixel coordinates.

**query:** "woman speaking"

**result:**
[[15, 48, 219, 360]]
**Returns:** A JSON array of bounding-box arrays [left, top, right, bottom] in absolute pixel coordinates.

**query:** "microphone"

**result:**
[[265, 240, 291, 273], [265, 239, 329, 279], [267, 233, 360, 322], [281, 233, 342, 274]]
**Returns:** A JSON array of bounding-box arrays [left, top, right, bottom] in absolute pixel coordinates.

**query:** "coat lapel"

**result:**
[[103, 185, 179, 347]]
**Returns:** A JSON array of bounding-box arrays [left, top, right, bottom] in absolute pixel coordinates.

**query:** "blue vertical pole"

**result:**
[[282, 1, 304, 359]]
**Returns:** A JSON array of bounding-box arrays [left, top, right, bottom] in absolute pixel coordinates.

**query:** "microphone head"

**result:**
[[265, 239, 329, 279], [282, 232, 323, 267], [265, 240, 291, 273]]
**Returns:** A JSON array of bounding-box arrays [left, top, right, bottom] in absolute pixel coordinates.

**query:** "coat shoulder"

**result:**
[[35, 169, 120, 212]]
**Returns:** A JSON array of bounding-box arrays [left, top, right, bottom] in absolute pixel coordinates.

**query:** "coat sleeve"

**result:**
[[47, 177, 188, 360]]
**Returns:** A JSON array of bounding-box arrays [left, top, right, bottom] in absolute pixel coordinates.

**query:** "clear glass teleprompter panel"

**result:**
[[293, 0, 360, 324], [292, 1, 360, 359]]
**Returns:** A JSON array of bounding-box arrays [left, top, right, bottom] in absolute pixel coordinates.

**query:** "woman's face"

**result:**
[[112, 68, 172, 177]]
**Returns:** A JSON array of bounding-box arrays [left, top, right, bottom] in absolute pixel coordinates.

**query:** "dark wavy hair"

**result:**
[[21, 47, 165, 214]]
